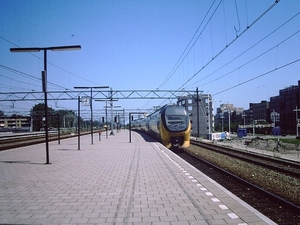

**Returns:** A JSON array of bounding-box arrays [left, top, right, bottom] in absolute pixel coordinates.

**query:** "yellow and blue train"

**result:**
[[132, 105, 191, 149]]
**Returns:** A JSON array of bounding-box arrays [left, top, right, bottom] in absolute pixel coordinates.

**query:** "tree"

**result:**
[[56, 109, 76, 128], [0, 110, 4, 117], [30, 103, 55, 131]]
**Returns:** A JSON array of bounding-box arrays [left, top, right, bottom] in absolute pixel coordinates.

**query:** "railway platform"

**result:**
[[0, 130, 275, 225]]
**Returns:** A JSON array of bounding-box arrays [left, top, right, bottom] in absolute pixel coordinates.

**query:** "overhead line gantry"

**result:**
[[0, 89, 196, 102]]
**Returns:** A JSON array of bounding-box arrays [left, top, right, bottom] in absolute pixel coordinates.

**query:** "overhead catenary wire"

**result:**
[[157, 0, 220, 89], [176, 0, 280, 91], [158, 0, 281, 107], [0, 74, 41, 91], [0, 64, 68, 90], [212, 58, 300, 96], [187, 11, 300, 88], [158, 0, 280, 91], [201, 29, 300, 88]]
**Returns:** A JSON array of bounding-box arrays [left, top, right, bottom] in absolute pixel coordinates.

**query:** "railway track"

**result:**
[[190, 139, 300, 179], [180, 140, 300, 225], [0, 132, 90, 151]]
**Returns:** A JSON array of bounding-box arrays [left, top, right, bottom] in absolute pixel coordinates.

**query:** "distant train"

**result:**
[[131, 105, 191, 149]]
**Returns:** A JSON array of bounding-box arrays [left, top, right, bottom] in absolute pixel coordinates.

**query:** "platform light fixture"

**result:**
[[11, 45, 81, 164]]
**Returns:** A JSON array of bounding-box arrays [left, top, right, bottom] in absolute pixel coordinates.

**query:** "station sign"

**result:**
[[81, 96, 90, 106]]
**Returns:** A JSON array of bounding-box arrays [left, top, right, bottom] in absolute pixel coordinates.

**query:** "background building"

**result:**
[[231, 80, 300, 135], [0, 115, 31, 132], [214, 104, 243, 133], [269, 80, 300, 134], [252, 101, 270, 123], [177, 93, 214, 138]]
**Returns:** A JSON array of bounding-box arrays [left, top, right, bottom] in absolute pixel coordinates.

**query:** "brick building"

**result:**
[[269, 80, 300, 134], [177, 93, 214, 138], [0, 116, 31, 132]]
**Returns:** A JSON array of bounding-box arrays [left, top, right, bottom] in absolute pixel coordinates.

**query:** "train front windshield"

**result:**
[[164, 107, 188, 131]]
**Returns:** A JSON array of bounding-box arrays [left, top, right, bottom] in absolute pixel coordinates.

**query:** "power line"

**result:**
[[200, 29, 300, 88], [187, 11, 300, 88], [176, 0, 280, 91], [212, 58, 300, 96], [0, 74, 41, 90], [0, 64, 67, 90], [158, 1, 280, 106], [157, 0, 221, 89]]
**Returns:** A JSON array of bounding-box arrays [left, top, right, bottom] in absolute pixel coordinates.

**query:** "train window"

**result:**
[[165, 106, 187, 116], [165, 115, 188, 131], [164, 106, 188, 131]]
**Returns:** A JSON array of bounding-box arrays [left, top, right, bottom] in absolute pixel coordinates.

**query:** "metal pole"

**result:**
[[129, 113, 132, 143], [57, 115, 60, 145], [228, 110, 231, 134], [208, 96, 211, 139], [196, 87, 200, 138], [128, 112, 145, 143], [105, 101, 108, 138], [90, 88, 93, 144], [110, 89, 114, 135], [78, 96, 81, 150], [123, 109, 125, 130], [43, 50, 50, 164]]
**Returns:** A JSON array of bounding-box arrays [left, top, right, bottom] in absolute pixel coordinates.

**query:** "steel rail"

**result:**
[[182, 149, 300, 218], [190, 140, 300, 178]]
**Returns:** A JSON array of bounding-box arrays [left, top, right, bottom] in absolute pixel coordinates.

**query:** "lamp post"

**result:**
[[10, 45, 81, 164], [78, 96, 81, 150], [228, 109, 231, 134], [74, 86, 109, 144], [195, 87, 200, 138], [242, 113, 247, 127], [220, 113, 224, 132]]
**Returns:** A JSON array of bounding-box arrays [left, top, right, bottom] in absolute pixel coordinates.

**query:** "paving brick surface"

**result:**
[[0, 131, 275, 224]]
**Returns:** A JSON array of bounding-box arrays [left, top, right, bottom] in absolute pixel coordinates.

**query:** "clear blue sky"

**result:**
[[1, 0, 300, 117]]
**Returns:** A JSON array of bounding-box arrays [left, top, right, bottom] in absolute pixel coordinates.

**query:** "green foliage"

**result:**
[[30, 103, 78, 131], [269, 137, 300, 145], [30, 103, 55, 116]]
